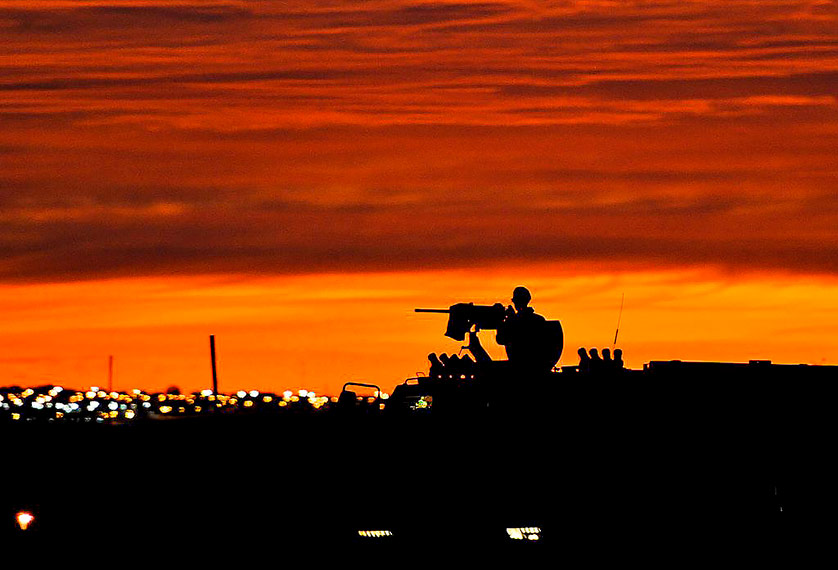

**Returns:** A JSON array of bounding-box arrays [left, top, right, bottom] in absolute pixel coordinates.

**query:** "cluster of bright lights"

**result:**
[[358, 530, 393, 538], [16, 511, 35, 531], [0, 385, 147, 423], [1, 385, 389, 423], [506, 527, 541, 541], [410, 395, 433, 411], [278, 389, 339, 410]]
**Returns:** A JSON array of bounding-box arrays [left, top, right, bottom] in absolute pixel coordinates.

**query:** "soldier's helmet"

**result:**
[[512, 286, 531, 306]]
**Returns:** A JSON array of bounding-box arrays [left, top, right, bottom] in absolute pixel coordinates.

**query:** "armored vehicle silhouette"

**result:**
[[6, 296, 837, 552], [356, 298, 838, 547]]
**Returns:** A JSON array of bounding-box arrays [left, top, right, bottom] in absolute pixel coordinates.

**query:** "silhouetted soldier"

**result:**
[[428, 353, 443, 379], [614, 348, 624, 369], [588, 347, 603, 372], [578, 347, 591, 373], [459, 353, 476, 378], [496, 286, 548, 371], [447, 354, 462, 378]]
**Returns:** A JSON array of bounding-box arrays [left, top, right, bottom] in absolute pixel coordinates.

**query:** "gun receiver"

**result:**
[[415, 303, 505, 341]]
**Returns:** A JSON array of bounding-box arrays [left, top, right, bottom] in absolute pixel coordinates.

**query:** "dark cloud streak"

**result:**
[[2, 185, 837, 282]]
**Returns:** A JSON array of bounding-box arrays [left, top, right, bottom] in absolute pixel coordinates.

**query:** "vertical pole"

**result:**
[[612, 293, 625, 350], [210, 334, 219, 394], [108, 355, 113, 393]]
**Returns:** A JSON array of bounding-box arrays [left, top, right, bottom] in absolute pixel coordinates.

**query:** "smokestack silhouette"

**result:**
[[210, 335, 219, 394], [108, 355, 113, 392]]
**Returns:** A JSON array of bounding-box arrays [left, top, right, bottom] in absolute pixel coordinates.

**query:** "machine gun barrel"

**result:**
[[415, 303, 506, 341]]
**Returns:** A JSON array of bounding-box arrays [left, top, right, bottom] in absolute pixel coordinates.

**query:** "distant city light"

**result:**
[[1, 383, 387, 423], [358, 530, 393, 538], [506, 527, 541, 541]]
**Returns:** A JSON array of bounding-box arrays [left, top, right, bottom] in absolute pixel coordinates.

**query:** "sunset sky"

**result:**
[[1, 0, 837, 395]]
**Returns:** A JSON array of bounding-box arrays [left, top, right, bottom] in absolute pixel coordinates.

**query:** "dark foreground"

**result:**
[[3, 360, 838, 556]]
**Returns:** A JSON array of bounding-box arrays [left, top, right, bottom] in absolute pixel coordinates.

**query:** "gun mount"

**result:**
[[415, 301, 564, 373], [415, 303, 506, 341]]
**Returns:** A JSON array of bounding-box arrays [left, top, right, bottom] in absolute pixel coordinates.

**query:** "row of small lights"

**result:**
[[506, 527, 542, 541], [357, 530, 393, 538], [12, 511, 540, 543], [357, 527, 542, 541], [1, 386, 389, 422]]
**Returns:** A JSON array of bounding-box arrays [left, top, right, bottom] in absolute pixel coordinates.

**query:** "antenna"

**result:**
[[612, 293, 624, 349]]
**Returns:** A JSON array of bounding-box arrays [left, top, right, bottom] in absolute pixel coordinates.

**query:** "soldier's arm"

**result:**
[[467, 331, 492, 364]]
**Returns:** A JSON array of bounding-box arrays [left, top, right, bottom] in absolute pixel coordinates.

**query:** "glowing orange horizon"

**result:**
[[1, 266, 836, 396]]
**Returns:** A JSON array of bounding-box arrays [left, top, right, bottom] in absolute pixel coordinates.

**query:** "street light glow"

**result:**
[[16, 511, 35, 530]]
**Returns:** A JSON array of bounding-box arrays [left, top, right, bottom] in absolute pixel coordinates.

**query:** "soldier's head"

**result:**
[[511, 286, 531, 310]]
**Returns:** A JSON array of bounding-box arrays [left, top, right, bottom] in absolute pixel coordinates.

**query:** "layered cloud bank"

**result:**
[[2, 0, 837, 282]]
